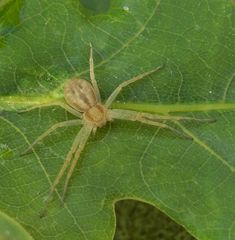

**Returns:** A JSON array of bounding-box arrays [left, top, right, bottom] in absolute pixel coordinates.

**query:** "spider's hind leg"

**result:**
[[105, 65, 164, 107], [89, 43, 101, 102], [18, 102, 82, 118]]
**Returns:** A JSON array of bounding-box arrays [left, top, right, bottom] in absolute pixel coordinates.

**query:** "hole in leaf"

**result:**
[[79, 0, 110, 14], [114, 199, 196, 240], [0, 0, 24, 47]]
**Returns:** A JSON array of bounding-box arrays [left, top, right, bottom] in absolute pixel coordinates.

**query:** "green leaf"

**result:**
[[0, 0, 23, 48], [0, 210, 33, 240], [0, 0, 234, 239]]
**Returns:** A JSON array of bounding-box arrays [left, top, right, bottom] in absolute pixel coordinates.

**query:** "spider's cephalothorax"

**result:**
[[64, 78, 110, 128]]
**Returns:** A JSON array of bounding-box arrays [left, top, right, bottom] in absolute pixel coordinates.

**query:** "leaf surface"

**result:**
[[0, 210, 34, 240], [0, 0, 235, 239]]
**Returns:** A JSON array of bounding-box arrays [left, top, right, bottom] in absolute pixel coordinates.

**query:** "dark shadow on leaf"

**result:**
[[79, 0, 110, 15]]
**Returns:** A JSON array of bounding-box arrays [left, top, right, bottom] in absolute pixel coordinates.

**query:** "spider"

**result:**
[[22, 44, 213, 215]]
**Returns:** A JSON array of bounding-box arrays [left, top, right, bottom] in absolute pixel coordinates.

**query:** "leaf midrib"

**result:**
[[1, 95, 235, 113]]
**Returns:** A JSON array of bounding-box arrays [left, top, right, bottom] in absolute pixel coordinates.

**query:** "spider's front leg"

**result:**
[[39, 125, 93, 217], [111, 109, 215, 123], [110, 109, 214, 139]]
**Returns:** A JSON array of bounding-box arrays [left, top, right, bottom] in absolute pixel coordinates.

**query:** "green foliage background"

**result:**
[[0, 0, 234, 239]]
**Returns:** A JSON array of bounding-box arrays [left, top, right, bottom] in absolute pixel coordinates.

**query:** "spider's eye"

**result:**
[[64, 78, 97, 112]]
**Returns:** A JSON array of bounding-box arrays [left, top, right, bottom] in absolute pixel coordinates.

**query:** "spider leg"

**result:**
[[110, 109, 215, 123], [61, 125, 93, 202], [138, 118, 192, 139], [21, 119, 82, 155], [89, 43, 101, 102], [140, 112, 215, 123], [105, 65, 164, 107], [39, 126, 91, 217], [110, 109, 192, 139], [60, 102, 83, 118], [18, 102, 59, 113], [19, 102, 82, 118]]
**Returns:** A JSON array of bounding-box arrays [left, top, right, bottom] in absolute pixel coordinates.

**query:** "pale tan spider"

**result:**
[[22, 44, 213, 215]]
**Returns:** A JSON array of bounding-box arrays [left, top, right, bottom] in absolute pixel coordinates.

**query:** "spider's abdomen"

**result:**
[[84, 103, 110, 128], [64, 78, 97, 112]]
